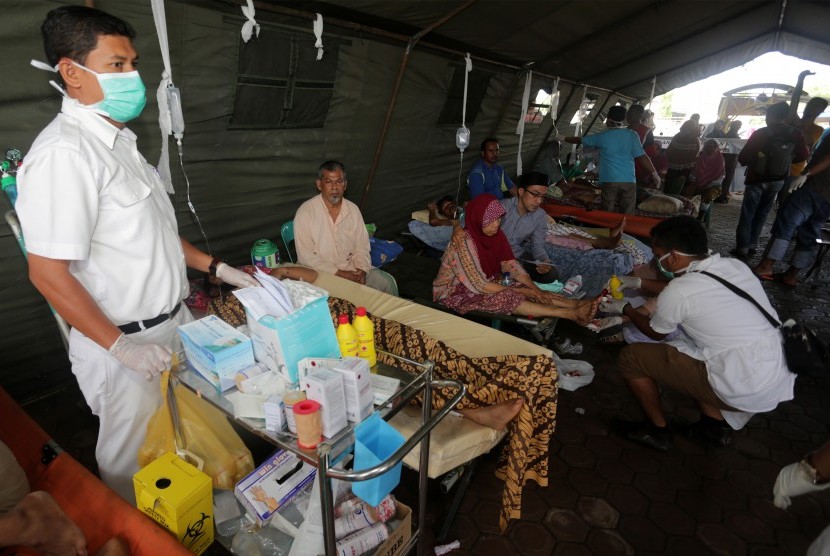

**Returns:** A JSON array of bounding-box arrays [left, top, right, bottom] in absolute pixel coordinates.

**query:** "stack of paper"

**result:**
[[233, 268, 294, 321]]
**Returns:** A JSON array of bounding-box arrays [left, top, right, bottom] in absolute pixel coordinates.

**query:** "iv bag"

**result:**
[[456, 127, 470, 151]]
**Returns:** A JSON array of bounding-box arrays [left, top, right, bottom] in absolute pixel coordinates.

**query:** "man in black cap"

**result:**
[[560, 105, 661, 214], [499, 171, 558, 282]]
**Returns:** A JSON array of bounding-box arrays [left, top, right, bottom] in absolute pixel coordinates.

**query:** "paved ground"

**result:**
[[20, 195, 830, 555]]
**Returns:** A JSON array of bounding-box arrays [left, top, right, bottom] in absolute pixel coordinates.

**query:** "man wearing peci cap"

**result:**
[[560, 105, 661, 214], [16, 6, 258, 503], [499, 171, 558, 283]]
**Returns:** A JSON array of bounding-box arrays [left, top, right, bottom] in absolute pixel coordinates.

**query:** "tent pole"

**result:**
[[530, 83, 579, 168], [360, 0, 478, 208]]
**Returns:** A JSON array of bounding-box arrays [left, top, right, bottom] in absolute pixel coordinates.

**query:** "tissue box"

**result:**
[[303, 368, 348, 438], [234, 449, 316, 526], [178, 315, 255, 391], [133, 452, 214, 555], [332, 357, 374, 423], [245, 289, 340, 383]]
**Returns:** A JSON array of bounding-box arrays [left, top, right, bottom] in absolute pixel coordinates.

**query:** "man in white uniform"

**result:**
[[16, 6, 257, 502], [601, 216, 795, 451]]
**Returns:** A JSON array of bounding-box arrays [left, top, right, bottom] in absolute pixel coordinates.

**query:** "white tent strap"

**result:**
[[550, 77, 560, 125], [572, 85, 588, 156], [314, 13, 324, 60], [241, 0, 261, 43], [462, 53, 472, 127], [516, 70, 532, 177], [151, 0, 176, 193], [648, 75, 657, 108]]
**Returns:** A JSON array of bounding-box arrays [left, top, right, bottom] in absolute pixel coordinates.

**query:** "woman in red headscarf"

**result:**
[[433, 194, 597, 324]]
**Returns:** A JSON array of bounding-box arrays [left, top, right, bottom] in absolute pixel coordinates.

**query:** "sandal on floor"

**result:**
[[755, 273, 775, 282], [773, 272, 798, 288], [600, 331, 625, 344]]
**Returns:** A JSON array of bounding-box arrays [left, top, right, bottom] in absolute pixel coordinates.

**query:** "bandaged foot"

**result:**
[[773, 462, 830, 509], [586, 316, 624, 333]]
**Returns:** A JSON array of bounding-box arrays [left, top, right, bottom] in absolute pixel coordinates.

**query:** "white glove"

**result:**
[[599, 299, 628, 315], [651, 172, 662, 186], [216, 262, 260, 288], [109, 333, 172, 381], [599, 298, 629, 315], [788, 174, 808, 193], [773, 462, 830, 509], [586, 315, 623, 333], [619, 276, 642, 289]]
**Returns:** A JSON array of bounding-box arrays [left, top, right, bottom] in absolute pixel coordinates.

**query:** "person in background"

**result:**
[[468, 137, 516, 200], [16, 5, 258, 503], [777, 97, 828, 207], [714, 120, 743, 203], [664, 120, 701, 195], [683, 139, 725, 220], [499, 171, 557, 283], [705, 119, 726, 138], [603, 216, 794, 452], [627, 104, 658, 185], [406, 195, 460, 252], [434, 194, 598, 324], [559, 105, 661, 214], [753, 134, 830, 286], [294, 160, 398, 294], [731, 102, 809, 260]]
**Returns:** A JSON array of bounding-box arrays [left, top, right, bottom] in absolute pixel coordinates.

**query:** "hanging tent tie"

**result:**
[[240, 0, 261, 43], [313, 14, 324, 60], [572, 85, 588, 157], [515, 70, 532, 178], [550, 77, 560, 126], [454, 53, 473, 208], [151, 0, 182, 194]]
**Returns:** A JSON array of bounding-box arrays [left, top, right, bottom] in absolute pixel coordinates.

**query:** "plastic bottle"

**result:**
[[352, 307, 377, 367], [336, 314, 359, 358], [1, 173, 17, 206], [500, 272, 514, 286], [563, 274, 583, 295], [608, 275, 624, 300]]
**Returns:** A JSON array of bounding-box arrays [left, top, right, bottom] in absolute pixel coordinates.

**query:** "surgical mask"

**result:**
[[71, 61, 146, 123], [656, 251, 702, 279]]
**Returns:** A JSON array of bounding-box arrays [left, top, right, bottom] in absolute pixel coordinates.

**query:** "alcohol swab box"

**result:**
[[331, 357, 374, 423], [177, 315, 255, 391]]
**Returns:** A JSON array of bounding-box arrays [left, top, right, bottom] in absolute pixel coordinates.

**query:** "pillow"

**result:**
[[411, 209, 430, 223], [637, 194, 683, 214]]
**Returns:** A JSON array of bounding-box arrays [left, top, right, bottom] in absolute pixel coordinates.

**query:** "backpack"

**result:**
[[753, 127, 796, 181]]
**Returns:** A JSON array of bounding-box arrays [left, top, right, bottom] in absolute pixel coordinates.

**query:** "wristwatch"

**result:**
[[799, 454, 824, 484], [208, 257, 222, 277]]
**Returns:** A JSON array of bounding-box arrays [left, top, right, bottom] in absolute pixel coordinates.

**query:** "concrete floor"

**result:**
[[20, 196, 830, 555]]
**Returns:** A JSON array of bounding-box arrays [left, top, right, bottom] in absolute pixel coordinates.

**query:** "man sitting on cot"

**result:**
[[433, 194, 598, 325], [294, 160, 398, 295]]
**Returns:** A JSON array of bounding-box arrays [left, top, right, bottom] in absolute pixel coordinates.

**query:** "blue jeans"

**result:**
[[768, 185, 830, 269], [735, 180, 785, 251]]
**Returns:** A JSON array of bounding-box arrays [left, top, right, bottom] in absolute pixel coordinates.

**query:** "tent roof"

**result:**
[[258, 0, 830, 99]]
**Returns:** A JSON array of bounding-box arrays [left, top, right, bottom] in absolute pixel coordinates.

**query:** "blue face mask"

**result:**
[[73, 61, 146, 123]]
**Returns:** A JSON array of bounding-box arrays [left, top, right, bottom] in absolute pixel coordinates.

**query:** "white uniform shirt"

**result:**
[[650, 254, 795, 428], [16, 97, 187, 325]]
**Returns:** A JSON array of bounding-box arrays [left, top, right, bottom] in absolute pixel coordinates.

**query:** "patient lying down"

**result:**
[[433, 194, 598, 325]]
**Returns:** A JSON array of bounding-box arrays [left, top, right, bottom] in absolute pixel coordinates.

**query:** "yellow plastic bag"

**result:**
[[138, 372, 255, 490]]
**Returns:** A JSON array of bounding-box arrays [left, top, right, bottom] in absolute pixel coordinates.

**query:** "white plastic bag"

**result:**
[[557, 359, 595, 391]]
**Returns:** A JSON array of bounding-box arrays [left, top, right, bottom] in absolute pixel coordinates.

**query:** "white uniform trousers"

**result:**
[[68, 305, 193, 504]]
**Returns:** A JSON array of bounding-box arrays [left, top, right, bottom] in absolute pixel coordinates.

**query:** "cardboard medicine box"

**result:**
[[133, 452, 214, 555], [373, 502, 412, 556], [234, 449, 317, 526], [332, 357, 374, 423], [177, 315, 254, 391], [245, 286, 340, 384], [304, 367, 349, 438]]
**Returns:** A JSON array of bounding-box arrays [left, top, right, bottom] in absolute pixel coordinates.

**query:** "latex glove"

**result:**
[[586, 315, 623, 333], [599, 298, 629, 315], [216, 262, 260, 288], [619, 275, 642, 289], [109, 333, 172, 381], [788, 174, 808, 193], [651, 172, 662, 186], [773, 462, 830, 509]]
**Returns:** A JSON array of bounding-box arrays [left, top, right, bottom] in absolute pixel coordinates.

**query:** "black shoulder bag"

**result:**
[[700, 271, 828, 376]]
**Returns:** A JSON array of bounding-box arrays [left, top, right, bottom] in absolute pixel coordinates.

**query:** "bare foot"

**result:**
[[571, 297, 600, 325], [460, 399, 523, 431], [14, 491, 88, 556], [610, 217, 627, 237]]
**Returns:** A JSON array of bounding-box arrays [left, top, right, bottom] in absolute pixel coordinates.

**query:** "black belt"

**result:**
[[118, 302, 182, 335]]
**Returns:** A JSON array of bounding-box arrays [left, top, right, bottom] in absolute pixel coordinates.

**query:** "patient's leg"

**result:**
[[590, 217, 626, 249], [460, 399, 523, 431], [515, 297, 598, 325]]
